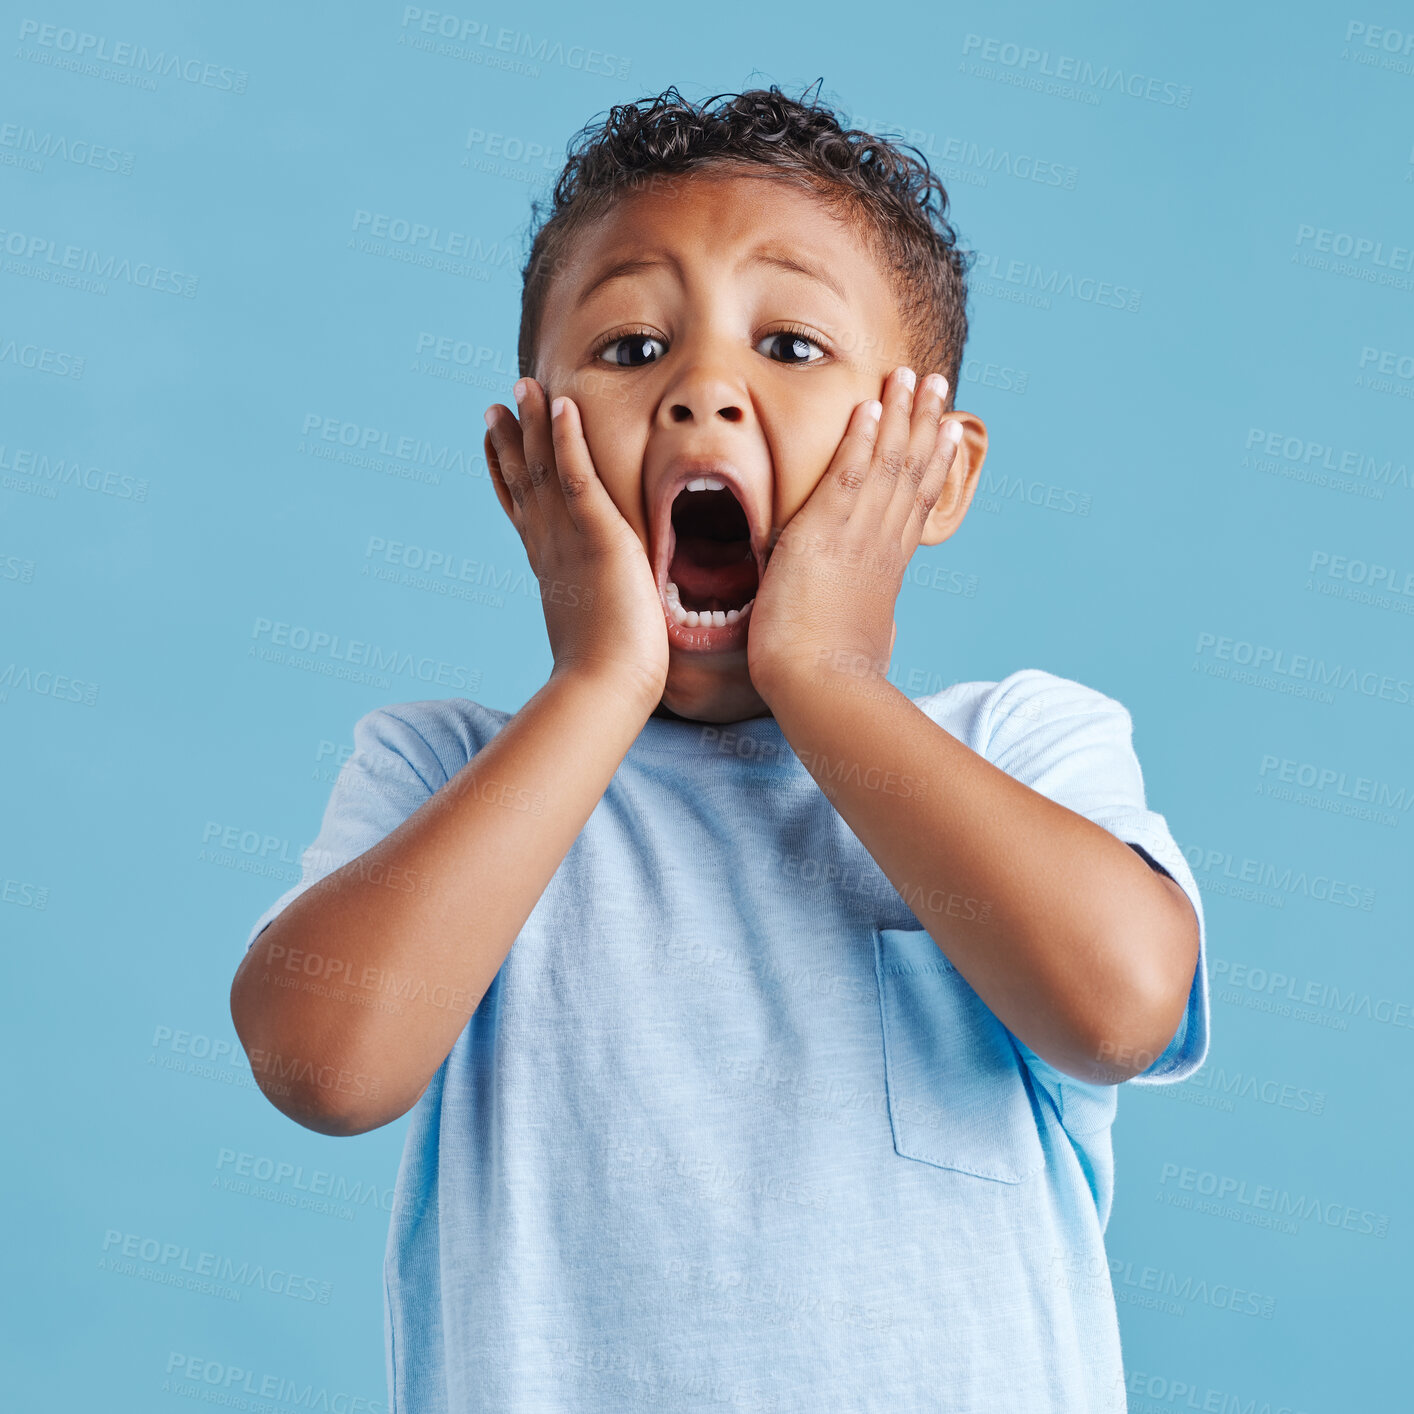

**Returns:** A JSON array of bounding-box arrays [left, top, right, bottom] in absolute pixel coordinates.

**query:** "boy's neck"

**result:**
[[649, 699, 775, 725]]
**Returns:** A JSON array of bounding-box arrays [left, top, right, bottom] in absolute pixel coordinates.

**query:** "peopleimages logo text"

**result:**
[[1194, 632, 1413, 705], [16, 20, 248, 92], [961, 33, 1191, 105], [0, 225, 197, 296], [249, 618, 479, 691], [1157, 1164, 1388, 1237]]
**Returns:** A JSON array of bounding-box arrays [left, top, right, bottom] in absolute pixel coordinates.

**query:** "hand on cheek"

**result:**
[[745, 366, 965, 702], [483, 379, 669, 708]]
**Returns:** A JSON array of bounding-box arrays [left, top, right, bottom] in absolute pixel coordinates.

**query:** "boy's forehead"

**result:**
[[556, 171, 890, 306]]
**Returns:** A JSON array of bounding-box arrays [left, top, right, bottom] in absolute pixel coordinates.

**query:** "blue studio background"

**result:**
[[4, 1, 1412, 1408]]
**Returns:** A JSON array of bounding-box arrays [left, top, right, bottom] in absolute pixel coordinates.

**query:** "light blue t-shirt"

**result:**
[[243, 667, 1209, 1414]]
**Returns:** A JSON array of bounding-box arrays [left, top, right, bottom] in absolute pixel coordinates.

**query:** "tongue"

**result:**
[[670, 536, 757, 608]]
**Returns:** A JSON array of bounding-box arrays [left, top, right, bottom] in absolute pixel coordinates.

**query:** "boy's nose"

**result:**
[[656, 367, 748, 426], [667, 400, 744, 424]]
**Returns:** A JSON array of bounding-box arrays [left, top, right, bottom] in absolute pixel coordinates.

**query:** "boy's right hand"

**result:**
[[484, 378, 669, 711]]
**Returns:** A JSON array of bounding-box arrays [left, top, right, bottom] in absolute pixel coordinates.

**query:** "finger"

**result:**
[[881, 372, 949, 543], [548, 395, 620, 539], [900, 416, 965, 555], [854, 365, 918, 524], [513, 378, 573, 528], [484, 405, 532, 516], [814, 397, 883, 522], [485, 420, 520, 520], [929, 417, 969, 521]]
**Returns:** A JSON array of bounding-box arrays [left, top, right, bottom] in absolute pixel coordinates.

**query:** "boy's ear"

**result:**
[[919, 412, 988, 547]]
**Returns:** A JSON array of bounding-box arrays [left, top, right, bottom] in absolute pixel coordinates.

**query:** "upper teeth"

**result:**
[[684, 476, 727, 491]]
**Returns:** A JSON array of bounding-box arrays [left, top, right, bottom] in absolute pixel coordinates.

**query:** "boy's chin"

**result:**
[[653, 647, 773, 725]]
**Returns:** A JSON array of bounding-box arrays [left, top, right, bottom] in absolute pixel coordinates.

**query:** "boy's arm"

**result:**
[[746, 365, 1199, 1087], [231, 664, 658, 1136], [233, 381, 669, 1136], [759, 669, 1200, 1086]]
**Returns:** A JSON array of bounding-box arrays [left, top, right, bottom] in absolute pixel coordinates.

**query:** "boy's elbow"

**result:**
[[229, 960, 410, 1137], [290, 1082, 427, 1136], [244, 1059, 408, 1137], [1082, 868, 1201, 1085], [1085, 946, 1198, 1086], [1041, 1022, 1156, 1087], [281, 1094, 389, 1138], [1083, 1018, 1173, 1086]]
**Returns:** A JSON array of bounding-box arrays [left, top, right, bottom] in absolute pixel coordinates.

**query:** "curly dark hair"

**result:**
[[516, 82, 972, 407]]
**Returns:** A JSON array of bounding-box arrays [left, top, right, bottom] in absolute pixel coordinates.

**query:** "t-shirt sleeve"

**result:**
[[241, 706, 450, 953], [980, 669, 1210, 1092]]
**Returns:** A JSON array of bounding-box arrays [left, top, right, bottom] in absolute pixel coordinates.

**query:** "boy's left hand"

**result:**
[[746, 366, 965, 702]]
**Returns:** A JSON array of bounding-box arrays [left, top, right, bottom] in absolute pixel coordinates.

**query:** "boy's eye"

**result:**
[[596, 333, 667, 367], [593, 328, 828, 368], [755, 329, 826, 365]]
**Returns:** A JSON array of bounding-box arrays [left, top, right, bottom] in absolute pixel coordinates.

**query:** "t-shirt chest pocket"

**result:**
[[872, 925, 1046, 1183]]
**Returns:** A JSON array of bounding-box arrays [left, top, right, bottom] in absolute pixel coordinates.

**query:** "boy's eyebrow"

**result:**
[[576, 254, 679, 307], [748, 246, 848, 304], [575, 244, 849, 308]]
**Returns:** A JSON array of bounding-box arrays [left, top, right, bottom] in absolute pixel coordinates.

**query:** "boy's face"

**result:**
[[529, 169, 986, 723]]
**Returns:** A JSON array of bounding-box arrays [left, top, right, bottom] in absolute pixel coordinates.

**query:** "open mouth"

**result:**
[[662, 476, 760, 641]]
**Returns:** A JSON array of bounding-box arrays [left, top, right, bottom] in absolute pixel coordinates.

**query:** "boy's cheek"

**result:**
[[785, 449, 838, 522], [578, 423, 647, 528]]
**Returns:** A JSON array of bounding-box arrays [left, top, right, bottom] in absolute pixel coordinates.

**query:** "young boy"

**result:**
[[231, 85, 1208, 1413]]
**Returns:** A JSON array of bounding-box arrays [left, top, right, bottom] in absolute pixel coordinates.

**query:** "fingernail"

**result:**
[[924, 373, 947, 399], [897, 367, 916, 391], [945, 420, 964, 444], [865, 400, 883, 420], [484, 408, 496, 428], [513, 379, 527, 404], [551, 396, 566, 418]]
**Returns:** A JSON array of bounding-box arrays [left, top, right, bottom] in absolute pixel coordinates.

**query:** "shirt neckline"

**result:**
[[628, 708, 793, 762]]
